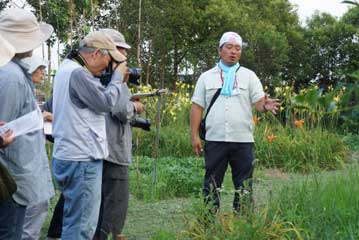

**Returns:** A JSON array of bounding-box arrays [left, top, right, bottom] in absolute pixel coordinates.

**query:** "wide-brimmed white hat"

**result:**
[[0, 34, 15, 66], [0, 8, 53, 53]]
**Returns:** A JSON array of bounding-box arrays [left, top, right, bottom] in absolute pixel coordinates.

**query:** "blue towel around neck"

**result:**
[[218, 60, 239, 96]]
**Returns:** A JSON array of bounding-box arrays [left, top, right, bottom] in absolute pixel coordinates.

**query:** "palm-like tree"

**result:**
[[342, 0, 359, 6]]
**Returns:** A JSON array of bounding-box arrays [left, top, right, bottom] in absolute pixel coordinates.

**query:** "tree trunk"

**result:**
[[137, 0, 142, 84], [145, 42, 152, 86], [69, 0, 74, 48]]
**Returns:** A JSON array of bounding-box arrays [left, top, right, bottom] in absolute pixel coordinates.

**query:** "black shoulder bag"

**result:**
[[199, 88, 221, 140]]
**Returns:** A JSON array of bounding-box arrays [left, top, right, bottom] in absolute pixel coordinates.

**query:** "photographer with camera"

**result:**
[[92, 28, 144, 240], [46, 30, 145, 240], [51, 31, 127, 239]]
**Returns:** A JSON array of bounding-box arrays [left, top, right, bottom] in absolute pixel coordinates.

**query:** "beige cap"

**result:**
[[0, 34, 15, 66], [80, 31, 126, 62], [0, 8, 53, 53], [99, 28, 131, 49]]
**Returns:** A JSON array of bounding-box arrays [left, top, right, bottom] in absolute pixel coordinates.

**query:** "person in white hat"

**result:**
[[0, 8, 55, 239], [190, 31, 279, 214], [51, 31, 127, 240], [0, 34, 15, 66], [21, 56, 48, 84], [0, 35, 16, 147], [15, 56, 51, 240]]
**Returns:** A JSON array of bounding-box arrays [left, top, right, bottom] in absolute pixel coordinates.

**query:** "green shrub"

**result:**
[[130, 156, 204, 201], [254, 121, 349, 172], [132, 125, 193, 158]]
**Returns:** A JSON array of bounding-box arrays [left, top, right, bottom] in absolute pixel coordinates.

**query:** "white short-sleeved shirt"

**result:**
[[191, 65, 264, 142]]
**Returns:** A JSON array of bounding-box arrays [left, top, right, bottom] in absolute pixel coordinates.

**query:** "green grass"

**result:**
[[39, 162, 359, 240], [130, 156, 204, 201], [270, 164, 359, 239]]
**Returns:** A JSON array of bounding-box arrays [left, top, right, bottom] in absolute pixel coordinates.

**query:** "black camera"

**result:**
[[130, 117, 151, 131], [128, 67, 141, 86]]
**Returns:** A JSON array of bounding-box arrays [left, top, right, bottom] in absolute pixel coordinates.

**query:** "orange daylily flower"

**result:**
[[294, 119, 305, 128], [253, 116, 261, 125], [267, 134, 276, 143]]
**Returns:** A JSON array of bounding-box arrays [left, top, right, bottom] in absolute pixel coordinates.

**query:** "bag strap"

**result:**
[[203, 88, 221, 122]]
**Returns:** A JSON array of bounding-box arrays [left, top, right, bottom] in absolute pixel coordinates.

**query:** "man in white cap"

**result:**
[[0, 8, 55, 239], [190, 31, 279, 214], [51, 31, 127, 239]]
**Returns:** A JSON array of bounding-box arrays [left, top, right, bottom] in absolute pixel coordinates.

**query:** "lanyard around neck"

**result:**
[[219, 65, 240, 88]]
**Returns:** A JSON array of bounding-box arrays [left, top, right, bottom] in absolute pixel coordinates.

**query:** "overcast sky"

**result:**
[[289, 0, 351, 24]]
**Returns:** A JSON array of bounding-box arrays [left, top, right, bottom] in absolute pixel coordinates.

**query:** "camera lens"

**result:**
[[128, 67, 141, 85]]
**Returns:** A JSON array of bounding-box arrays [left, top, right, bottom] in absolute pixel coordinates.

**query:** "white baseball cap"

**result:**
[[219, 32, 242, 48]]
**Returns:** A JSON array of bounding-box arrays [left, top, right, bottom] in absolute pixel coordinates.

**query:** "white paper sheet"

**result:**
[[44, 121, 52, 135], [0, 109, 44, 138]]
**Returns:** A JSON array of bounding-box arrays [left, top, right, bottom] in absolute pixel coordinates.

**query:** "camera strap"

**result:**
[[66, 49, 92, 74]]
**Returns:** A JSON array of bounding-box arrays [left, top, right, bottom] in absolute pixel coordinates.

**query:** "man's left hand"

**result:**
[[263, 95, 280, 114]]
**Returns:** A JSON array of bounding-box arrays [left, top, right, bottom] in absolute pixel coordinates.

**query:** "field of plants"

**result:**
[[14, 0, 356, 238], [39, 79, 359, 240]]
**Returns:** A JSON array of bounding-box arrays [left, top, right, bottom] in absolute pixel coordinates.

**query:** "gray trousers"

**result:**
[[94, 161, 129, 240], [21, 201, 48, 240]]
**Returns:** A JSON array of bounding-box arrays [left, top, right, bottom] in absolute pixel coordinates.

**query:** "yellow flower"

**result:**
[[334, 96, 340, 102]]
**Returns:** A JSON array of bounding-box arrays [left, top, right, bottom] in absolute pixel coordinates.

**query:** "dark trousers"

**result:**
[[47, 194, 64, 238], [203, 141, 254, 211], [0, 198, 26, 240], [94, 162, 129, 240]]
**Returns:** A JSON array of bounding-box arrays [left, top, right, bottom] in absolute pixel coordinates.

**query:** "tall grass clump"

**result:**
[[159, 197, 303, 240], [269, 165, 359, 239]]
